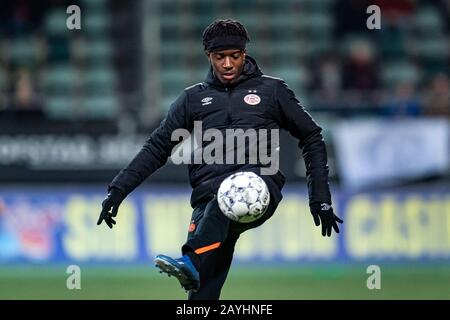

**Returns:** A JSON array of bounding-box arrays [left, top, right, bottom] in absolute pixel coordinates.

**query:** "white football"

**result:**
[[217, 171, 270, 223]]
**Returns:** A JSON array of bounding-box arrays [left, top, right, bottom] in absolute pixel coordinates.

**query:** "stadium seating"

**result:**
[[0, 0, 448, 122], [41, 4, 118, 120], [9, 36, 42, 68], [156, 0, 336, 111], [42, 64, 79, 96]]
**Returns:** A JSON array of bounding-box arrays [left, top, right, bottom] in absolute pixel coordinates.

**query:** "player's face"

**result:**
[[207, 49, 246, 85]]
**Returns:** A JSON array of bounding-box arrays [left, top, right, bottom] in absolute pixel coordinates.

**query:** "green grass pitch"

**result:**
[[0, 264, 448, 300]]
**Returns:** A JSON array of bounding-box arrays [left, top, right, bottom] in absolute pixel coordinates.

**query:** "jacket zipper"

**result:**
[[223, 87, 232, 173], [226, 87, 232, 124]]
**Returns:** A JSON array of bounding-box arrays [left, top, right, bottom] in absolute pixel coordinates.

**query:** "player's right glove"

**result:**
[[310, 203, 343, 237], [97, 188, 125, 229]]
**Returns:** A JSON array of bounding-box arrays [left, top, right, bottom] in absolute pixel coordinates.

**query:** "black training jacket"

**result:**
[[110, 56, 331, 208]]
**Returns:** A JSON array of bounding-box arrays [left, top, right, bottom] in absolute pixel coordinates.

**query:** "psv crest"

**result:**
[[244, 94, 261, 105]]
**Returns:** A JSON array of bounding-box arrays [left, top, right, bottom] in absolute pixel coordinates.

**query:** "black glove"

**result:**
[[97, 188, 125, 229], [310, 203, 343, 237]]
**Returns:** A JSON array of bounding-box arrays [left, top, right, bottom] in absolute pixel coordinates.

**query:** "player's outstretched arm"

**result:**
[[273, 80, 331, 202], [98, 91, 192, 228], [97, 188, 125, 229], [109, 91, 191, 196], [273, 80, 343, 236]]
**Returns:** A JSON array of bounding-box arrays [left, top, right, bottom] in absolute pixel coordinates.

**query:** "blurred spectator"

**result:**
[[12, 68, 40, 110], [382, 81, 422, 117], [342, 39, 380, 91], [422, 73, 450, 118], [4, 68, 44, 120], [309, 52, 342, 105]]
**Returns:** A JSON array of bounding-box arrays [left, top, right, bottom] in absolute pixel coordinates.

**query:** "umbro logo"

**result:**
[[320, 203, 332, 211], [201, 97, 213, 106]]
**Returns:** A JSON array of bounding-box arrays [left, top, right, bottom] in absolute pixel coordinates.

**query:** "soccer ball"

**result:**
[[217, 171, 270, 223]]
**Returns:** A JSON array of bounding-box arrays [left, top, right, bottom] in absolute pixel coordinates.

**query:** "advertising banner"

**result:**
[[333, 119, 449, 189], [1, 184, 449, 264]]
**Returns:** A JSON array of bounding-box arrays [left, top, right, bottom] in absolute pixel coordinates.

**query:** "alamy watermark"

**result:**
[[170, 121, 279, 175], [366, 265, 381, 290], [66, 265, 81, 290], [366, 5, 381, 30], [66, 5, 81, 30]]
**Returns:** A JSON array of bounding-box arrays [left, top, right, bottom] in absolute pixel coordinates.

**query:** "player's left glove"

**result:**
[[310, 203, 343, 237], [97, 188, 125, 229]]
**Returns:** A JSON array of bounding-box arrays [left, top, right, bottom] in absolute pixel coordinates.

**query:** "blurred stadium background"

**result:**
[[0, 0, 449, 300]]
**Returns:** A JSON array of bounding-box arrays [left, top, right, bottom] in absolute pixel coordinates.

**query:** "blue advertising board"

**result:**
[[0, 184, 449, 263]]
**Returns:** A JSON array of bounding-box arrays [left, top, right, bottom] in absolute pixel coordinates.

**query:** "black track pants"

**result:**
[[183, 195, 280, 300]]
